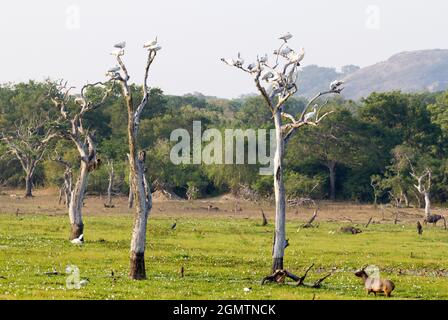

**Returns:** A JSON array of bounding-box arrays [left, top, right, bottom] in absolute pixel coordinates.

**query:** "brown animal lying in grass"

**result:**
[[355, 266, 395, 297]]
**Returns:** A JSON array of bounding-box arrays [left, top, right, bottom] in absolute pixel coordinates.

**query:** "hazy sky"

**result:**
[[1, 0, 447, 98]]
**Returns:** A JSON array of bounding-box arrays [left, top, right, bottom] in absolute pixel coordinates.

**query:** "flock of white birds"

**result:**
[[220, 32, 345, 123], [106, 38, 161, 78]]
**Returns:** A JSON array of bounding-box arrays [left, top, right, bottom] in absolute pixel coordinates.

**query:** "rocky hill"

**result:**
[[297, 49, 448, 100]]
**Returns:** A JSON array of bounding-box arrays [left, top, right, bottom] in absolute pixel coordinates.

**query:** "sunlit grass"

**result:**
[[0, 214, 447, 300]]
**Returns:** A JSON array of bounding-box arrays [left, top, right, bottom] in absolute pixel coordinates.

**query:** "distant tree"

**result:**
[[1, 117, 56, 197], [288, 108, 367, 200], [222, 32, 343, 281]]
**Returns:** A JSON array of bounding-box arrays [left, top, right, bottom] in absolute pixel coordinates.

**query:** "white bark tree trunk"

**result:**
[[424, 191, 431, 217], [129, 152, 152, 279], [64, 168, 72, 208], [272, 111, 286, 272], [68, 161, 88, 240], [106, 162, 114, 207]]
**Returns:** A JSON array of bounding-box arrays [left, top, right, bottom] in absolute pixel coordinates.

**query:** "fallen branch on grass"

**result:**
[[261, 263, 334, 288]]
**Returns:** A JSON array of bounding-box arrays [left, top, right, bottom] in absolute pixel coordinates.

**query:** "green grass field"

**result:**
[[0, 213, 447, 300]]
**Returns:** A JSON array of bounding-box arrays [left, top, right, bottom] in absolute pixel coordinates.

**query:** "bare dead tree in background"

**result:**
[[50, 80, 112, 240], [104, 159, 115, 208], [408, 162, 432, 218], [50, 152, 73, 208], [1, 118, 56, 197], [222, 32, 343, 281], [107, 39, 160, 280]]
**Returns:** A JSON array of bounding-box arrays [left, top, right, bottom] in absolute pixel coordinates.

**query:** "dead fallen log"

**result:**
[[261, 263, 334, 289]]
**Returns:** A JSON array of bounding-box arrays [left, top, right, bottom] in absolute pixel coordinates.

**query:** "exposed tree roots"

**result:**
[[261, 263, 334, 288]]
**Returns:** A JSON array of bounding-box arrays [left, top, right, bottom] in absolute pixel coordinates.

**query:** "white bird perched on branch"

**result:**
[[114, 41, 126, 49], [111, 48, 125, 57], [330, 80, 344, 92], [71, 234, 84, 245], [274, 46, 293, 57], [259, 54, 268, 64], [235, 52, 244, 67], [143, 38, 158, 48], [304, 105, 318, 122], [108, 66, 121, 73], [262, 71, 275, 81], [148, 45, 162, 52], [279, 32, 293, 42], [287, 47, 305, 65], [248, 63, 263, 74]]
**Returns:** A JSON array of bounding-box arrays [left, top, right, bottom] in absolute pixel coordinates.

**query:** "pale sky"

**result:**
[[0, 0, 447, 98]]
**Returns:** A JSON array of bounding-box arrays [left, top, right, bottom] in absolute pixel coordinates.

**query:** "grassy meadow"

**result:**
[[1, 200, 447, 300]]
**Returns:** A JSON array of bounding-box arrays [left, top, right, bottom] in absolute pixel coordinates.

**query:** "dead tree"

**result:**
[[50, 80, 112, 240], [50, 153, 73, 208], [104, 159, 115, 208], [370, 176, 381, 208], [223, 33, 342, 280], [1, 118, 56, 197], [107, 40, 160, 280], [410, 167, 432, 218]]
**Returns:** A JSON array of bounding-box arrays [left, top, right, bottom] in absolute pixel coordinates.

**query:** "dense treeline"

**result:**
[[1, 80, 448, 205]]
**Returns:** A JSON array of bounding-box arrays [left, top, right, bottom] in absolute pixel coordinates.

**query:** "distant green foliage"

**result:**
[[2, 81, 448, 205]]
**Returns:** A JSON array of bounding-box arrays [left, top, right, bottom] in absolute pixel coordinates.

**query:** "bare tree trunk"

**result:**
[[68, 161, 88, 240], [24, 172, 33, 197], [272, 111, 286, 272], [64, 172, 72, 209], [424, 191, 431, 217], [129, 152, 152, 279], [128, 172, 134, 209], [106, 161, 114, 207], [58, 186, 64, 205], [402, 191, 409, 208], [326, 161, 336, 201]]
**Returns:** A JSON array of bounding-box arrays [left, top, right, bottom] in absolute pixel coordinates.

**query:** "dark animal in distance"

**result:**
[[423, 214, 446, 229], [417, 221, 423, 235], [340, 226, 362, 234], [355, 266, 395, 297]]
